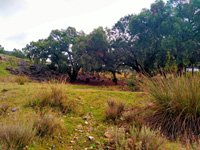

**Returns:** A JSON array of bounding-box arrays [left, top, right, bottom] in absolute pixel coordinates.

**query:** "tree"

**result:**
[[11, 49, 26, 59], [0, 45, 6, 55], [24, 27, 84, 82]]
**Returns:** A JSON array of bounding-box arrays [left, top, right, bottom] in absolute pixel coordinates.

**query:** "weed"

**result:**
[[0, 121, 35, 149], [15, 75, 28, 85], [106, 99, 125, 120], [142, 75, 200, 142]]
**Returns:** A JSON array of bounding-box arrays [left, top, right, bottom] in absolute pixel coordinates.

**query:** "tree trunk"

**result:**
[[68, 67, 80, 82], [192, 64, 194, 76], [111, 71, 118, 85]]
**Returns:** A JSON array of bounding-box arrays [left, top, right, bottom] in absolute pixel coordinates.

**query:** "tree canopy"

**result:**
[[21, 0, 200, 82]]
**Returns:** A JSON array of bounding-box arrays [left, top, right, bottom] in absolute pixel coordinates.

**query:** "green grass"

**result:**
[[0, 54, 21, 77], [0, 81, 194, 149]]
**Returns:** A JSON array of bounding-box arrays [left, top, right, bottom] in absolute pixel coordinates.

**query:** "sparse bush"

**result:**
[[106, 100, 125, 120], [111, 126, 165, 150], [122, 108, 144, 129], [34, 114, 61, 138], [127, 74, 140, 91], [27, 84, 76, 114], [15, 75, 28, 85], [142, 75, 200, 142], [0, 121, 35, 149]]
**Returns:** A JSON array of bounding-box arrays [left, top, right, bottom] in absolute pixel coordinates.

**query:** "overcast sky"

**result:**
[[0, 0, 160, 51]]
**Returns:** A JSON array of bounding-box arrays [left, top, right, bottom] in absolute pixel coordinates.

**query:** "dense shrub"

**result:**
[[142, 75, 200, 142], [0, 121, 35, 149]]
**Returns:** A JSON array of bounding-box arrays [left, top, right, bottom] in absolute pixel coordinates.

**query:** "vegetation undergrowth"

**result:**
[[15, 76, 29, 85], [142, 74, 200, 143], [0, 121, 36, 150], [27, 84, 77, 114]]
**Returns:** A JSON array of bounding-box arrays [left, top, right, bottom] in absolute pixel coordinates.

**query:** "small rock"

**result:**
[[83, 115, 89, 120], [11, 107, 18, 112], [52, 145, 56, 149], [73, 137, 79, 141], [85, 121, 88, 125], [95, 141, 101, 145], [87, 136, 94, 141], [78, 97, 84, 100], [104, 132, 111, 138], [70, 141, 75, 143]]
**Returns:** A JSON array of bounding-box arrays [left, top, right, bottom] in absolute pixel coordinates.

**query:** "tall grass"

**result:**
[[105, 99, 125, 120], [27, 84, 77, 114], [142, 75, 200, 142], [111, 126, 165, 150], [0, 121, 35, 149]]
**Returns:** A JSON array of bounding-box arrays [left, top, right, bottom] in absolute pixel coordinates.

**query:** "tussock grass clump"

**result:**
[[15, 75, 28, 85], [0, 121, 35, 149], [28, 84, 76, 114], [106, 99, 125, 120], [34, 114, 62, 138], [111, 126, 165, 150], [142, 75, 200, 142]]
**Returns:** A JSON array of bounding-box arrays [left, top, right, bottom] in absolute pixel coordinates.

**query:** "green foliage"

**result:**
[[143, 75, 200, 142], [11, 49, 26, 59], [0, 45, 6, 55], [126, 74, 140, 91]]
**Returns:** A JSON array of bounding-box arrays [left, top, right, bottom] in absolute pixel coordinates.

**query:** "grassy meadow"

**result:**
[[0, 54, 199, 150]]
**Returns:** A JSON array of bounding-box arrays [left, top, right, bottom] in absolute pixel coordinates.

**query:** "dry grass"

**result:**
[[106, 99, 125, 120], [0, 121, 35, 150], [15, 75, 29, 85], [110, 126, 166, 150], [27, 84, 77, 114], [34, 113, 63, 138], [142, 74, 200, 142]]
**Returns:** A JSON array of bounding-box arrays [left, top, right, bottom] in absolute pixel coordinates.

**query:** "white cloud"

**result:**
[[0, 0, 161, 51]]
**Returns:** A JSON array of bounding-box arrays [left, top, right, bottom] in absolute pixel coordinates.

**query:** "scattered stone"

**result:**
[[70, 141, 75, 144], [85, 121, 88, 125], [95, 141, 101, 145], [87, 136, 94, 141], [11, 107, 18, 112], [104, 132, 111, 138], [78, 97, 84, 100], [73, 137, 79, 141], [51, 145, 56, 149], [83, 115, 89, 120]]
